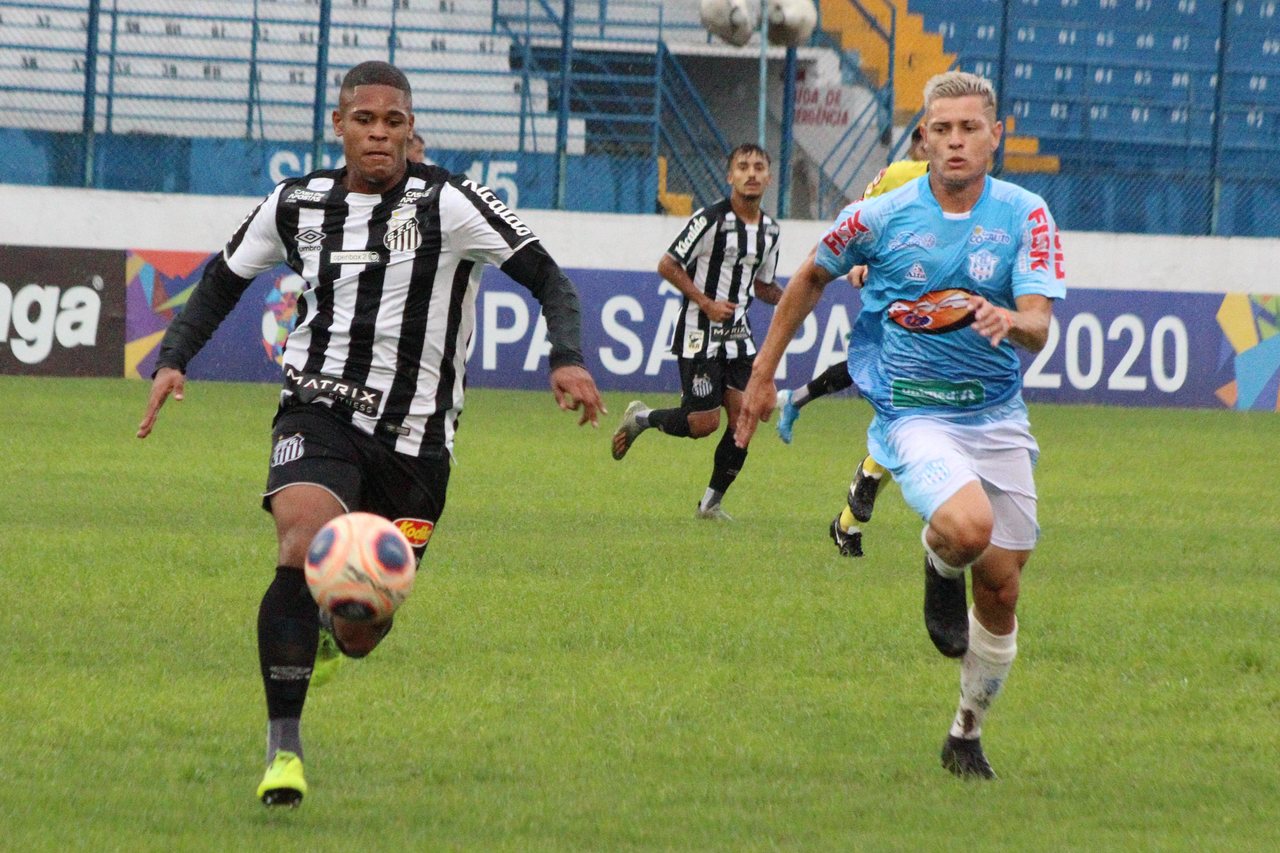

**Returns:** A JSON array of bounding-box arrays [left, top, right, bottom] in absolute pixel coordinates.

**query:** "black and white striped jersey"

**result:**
[[665, 198, 781, 359], [156, 163, 584, 457]]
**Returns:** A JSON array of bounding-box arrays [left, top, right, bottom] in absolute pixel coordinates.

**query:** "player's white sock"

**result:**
[[922, 525, 967, 579], [949, 610, 1017, 740]]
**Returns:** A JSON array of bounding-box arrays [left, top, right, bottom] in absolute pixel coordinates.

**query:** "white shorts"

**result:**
[[867, 407, 1041, 551]]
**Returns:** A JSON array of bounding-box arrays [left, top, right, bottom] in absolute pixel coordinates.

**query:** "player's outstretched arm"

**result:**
[[137, 367, 186, 439], [550, 364, 606, 427], [735, 251, 834, 448]]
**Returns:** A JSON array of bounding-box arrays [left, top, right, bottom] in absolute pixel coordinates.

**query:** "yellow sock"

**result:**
[[839, 505, 858, 531], [863, 457, 887, 478]]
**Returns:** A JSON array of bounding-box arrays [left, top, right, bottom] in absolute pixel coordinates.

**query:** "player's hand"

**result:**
[[968, 296, 1014, 348], [700, 299, 737, 324], [137, 367, 185, 439], [550, 364, 607, 427], [733, 373, 777, 449], [846, 265, 868, 288]]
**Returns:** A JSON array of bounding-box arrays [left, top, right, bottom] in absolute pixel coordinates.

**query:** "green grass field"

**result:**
[[1, 375, 1276, 851]]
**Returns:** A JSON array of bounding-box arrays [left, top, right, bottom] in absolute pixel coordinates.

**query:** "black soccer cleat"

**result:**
[[924, 555, 968, 658], [847, 456, 882, 523], [829, 515, 864, 558], [940, 735, 997, 780]]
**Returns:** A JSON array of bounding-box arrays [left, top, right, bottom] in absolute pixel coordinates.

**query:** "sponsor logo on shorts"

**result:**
[[906, 262, 927, 282], [271, 433, 305, 467], [691, 371, 713, 399], [394, 518, 435, 548]]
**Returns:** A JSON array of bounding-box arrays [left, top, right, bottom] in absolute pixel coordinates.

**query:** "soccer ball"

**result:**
[[305, 512, 417, 622], [767, 0, 817, 46], [700, 0, 759, 47]]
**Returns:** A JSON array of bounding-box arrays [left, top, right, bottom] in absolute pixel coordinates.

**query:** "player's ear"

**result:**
[[332, 108, 344, 137]]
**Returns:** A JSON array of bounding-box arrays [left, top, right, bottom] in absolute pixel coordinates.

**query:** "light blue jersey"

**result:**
[[815, 175, 1066, 422]]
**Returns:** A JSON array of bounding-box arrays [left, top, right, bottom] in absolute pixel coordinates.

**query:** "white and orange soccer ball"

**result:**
[[305, 512, 417, 622], [767, 0, 817, 47]]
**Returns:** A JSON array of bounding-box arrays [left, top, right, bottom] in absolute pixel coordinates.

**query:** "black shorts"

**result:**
[[263, 402, 450, 555], [678, 354, 754, 411]]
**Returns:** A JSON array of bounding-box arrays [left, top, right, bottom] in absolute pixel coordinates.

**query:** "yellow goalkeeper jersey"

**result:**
[[861, 159, 928, 200]]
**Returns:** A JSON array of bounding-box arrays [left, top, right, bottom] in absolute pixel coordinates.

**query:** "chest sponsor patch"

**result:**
[[330, 250, 380, 264], [887, 288, 975, 334], [284, 365, 383, 416]]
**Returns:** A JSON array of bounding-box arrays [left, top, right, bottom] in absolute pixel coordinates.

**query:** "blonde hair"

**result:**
[[923, 71, 997, 118]]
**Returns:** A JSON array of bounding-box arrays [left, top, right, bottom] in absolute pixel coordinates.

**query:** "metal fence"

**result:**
[[0, 0, 1276, 236]]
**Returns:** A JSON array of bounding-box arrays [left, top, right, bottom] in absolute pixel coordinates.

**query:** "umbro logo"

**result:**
[[297, 229, 323, 244]]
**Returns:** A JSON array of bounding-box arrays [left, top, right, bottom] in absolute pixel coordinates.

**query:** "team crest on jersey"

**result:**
[[297, 228, 323, 254], [683, 329, 706, 356], [907, 262, 927, 282], [384, 207, 422, 253], [967, 249, 999, 283]]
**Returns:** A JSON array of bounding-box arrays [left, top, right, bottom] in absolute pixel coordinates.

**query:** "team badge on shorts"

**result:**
[[691, 372, 713, 399], [394, 517, 435, 549], [271, 434, 305, 467]]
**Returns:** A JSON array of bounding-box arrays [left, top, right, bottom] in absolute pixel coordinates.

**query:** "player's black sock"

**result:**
[[647, 406, 693, 437], [258, 566, 319, 721], [709, 429, 748, 493], [804, 362, 855, 404]]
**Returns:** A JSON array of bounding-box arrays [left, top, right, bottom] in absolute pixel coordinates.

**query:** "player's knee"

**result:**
[[687, 410, 720, 438]]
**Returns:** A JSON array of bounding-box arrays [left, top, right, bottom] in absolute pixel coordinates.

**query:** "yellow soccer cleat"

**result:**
[[257, 750, 307, 807], [310, 626, 344, 689]]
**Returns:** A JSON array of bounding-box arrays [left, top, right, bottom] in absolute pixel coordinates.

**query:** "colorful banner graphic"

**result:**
[[0, 241, 1264, 412]]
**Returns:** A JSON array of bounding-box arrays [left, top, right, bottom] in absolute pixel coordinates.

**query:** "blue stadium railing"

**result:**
[[0, 0, 1276, 234]]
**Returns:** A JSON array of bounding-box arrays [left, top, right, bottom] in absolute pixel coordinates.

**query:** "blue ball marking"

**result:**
[[375, 531, 411, 573], [308, 526, 337, 565]]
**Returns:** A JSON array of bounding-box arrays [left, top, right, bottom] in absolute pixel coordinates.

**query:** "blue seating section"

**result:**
[[912, 0, 1279, 233]]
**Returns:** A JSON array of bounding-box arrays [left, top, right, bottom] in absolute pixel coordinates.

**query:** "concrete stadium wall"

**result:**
[[2, 185, 1277, 411]]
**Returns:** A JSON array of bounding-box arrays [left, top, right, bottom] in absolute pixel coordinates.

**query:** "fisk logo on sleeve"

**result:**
[[1027, 207, 1065, 279], [821, 209, 871, 255]]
